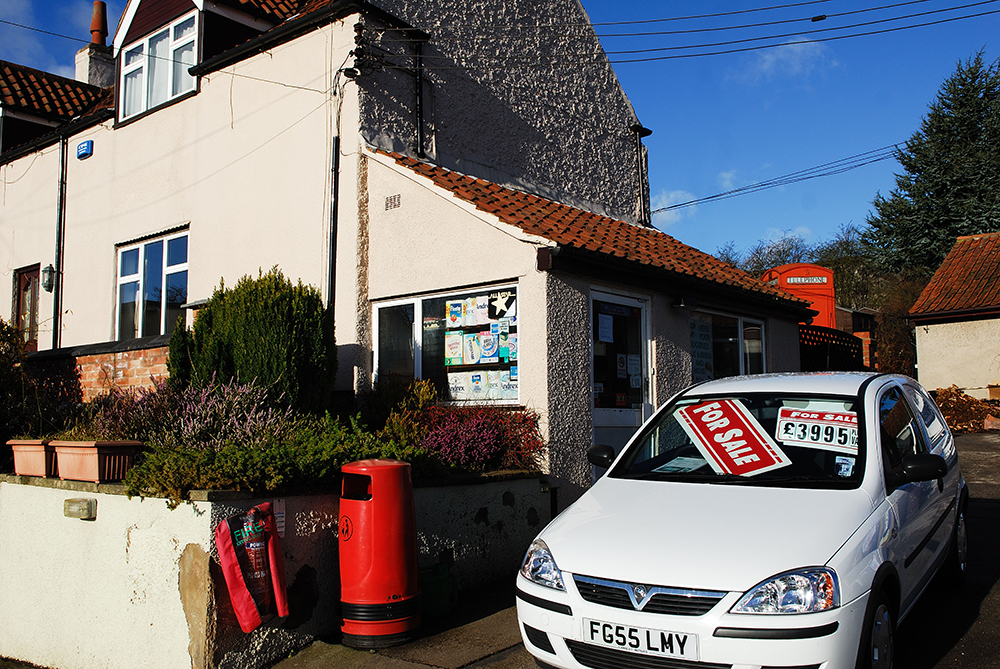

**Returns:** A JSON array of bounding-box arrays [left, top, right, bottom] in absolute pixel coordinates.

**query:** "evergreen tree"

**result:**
[[865, 52, 1000, 275]]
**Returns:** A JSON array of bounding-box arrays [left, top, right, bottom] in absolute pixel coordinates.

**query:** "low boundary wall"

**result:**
[[0, 472, 550, 669]]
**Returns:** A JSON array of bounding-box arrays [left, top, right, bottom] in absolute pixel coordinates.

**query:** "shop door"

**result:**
[[592, 295, 649, 473]]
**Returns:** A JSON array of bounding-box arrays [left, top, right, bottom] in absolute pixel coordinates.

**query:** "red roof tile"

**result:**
[[0, 61, 107, 121], [387, 152, 805, 305], [911, 231, 1000, 317]]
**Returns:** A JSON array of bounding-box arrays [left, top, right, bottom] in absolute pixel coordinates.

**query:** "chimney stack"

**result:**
[[75, 1, 113, 87]]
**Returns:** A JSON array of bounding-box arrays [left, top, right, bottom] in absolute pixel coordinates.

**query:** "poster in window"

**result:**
[[499, 330, 510, 361], [470, 372, 487, 397], [489, 290, 517, 320], [599, 314, 614, 343], [447, 300, 465, 328], [445, 332, 463, 366], [463, 333, 482, 365], [448, 371, 470, 400], [690, 318, 714, 382], [480, 332, 499, 363], [475, 296, 490, 325], [508, 333, 518, 361]]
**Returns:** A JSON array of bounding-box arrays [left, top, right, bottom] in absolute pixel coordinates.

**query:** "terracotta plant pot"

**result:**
[[50, 441, 140, 483], [8, 440, 55, 478]]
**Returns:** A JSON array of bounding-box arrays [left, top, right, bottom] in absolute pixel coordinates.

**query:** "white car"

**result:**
[[517, 373, 967, 669]]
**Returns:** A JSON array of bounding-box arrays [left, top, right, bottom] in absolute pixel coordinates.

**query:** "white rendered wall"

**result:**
[[915, 319, 1000, 398], [0, 483, 212, 669]]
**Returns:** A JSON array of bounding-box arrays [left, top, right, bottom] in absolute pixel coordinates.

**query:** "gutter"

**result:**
[[190, 0, 428, 77], [0, 107, 114, 166], [546, 245, 817, 321], [909, 305, 1000, 326]]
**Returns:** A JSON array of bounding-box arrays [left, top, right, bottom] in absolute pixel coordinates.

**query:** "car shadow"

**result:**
[[895, 496, 1000, 667]]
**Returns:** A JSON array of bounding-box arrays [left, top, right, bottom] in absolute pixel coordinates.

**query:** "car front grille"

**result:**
[[574, 575, 725, 616], [566, 640, 731, 669]]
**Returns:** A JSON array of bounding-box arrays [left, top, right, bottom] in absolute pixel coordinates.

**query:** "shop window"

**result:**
[[375, 286, 518, 402], [592, 299, 644, 409], [14, 265, 39, 352], [117, 232, 188, 340], [690, 313, 765, 382], [120, 12, 197, 119]]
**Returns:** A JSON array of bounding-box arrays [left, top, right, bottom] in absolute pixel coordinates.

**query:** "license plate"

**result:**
[[583, 618, 698, 660]]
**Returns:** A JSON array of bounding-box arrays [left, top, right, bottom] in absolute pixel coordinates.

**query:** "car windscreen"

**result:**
[[609, 393, 864, 488]]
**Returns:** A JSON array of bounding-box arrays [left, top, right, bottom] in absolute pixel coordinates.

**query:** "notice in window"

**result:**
[[690, 319, 714, 382], [599, 314, 614, 343]]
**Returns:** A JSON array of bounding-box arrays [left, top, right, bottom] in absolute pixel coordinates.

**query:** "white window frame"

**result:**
[[116, 231, 189, 340], [119, 10, 198, 120], [373, 283, 520, 404], [692, 309, 767, 378]]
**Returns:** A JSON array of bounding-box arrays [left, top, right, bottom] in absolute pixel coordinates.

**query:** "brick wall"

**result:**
[[76, 346, 169, 401]]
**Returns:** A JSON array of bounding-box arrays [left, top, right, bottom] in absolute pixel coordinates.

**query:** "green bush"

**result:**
[[169, 268, 336, 414]]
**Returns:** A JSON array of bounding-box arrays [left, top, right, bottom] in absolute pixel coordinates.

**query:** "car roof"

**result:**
[[684, 372, 885, 398]]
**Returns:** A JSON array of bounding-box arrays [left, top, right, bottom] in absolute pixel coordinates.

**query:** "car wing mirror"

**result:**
[[888, 453, 947, 491], [587, 444, 616, 469]]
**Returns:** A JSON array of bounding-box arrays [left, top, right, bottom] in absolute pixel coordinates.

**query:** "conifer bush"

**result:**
[[169, 268, 336, 414]]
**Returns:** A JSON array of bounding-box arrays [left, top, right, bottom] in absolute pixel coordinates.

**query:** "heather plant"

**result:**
[[60, 381, 177, 442], [419, 404, 544, 472]]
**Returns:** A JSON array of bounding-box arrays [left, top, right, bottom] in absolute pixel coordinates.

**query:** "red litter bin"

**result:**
[[339, 459, 422, 648]]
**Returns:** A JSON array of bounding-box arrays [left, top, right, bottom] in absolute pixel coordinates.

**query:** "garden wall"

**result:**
[[0, 472, 550, 669]]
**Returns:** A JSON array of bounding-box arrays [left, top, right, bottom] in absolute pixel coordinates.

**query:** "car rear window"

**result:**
[[610, 393, 864, 488]]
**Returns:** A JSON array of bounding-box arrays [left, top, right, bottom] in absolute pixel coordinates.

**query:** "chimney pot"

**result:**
[[90, 1, 108, 46]]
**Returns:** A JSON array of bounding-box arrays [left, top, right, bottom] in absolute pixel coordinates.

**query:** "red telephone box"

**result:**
[[339, 459, 421, 648], [761, 263, 836, 329]]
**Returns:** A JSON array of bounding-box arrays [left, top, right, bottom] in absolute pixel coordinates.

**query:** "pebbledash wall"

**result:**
[[0, 472, 549, 669]]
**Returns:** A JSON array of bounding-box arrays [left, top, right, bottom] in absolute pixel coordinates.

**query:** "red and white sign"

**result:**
[[776, 408, 858, 454], [676, 400, 791, 477]]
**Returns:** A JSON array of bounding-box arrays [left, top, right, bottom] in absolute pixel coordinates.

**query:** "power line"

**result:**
[[652, 144, 902, 214], [374, 7, 999, 69]]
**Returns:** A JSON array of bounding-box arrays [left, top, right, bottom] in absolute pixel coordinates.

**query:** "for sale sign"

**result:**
[[676, 400, 791, 477], [775, 408, 858, 454]]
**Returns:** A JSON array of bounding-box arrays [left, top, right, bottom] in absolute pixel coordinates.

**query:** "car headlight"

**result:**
[[731, 567, 839, 614], [520, 539, 565, 591]]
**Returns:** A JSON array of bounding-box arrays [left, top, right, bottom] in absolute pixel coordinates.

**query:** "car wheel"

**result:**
[[857, 591, 894, 669], [944, 506, 968, 585]]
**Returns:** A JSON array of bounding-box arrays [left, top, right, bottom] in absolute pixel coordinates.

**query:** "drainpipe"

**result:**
[[328, 135, 340, 307], [52, 133, 68, 350], [415, 41, 425, 158]]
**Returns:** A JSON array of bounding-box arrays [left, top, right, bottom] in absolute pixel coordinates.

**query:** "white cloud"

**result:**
[[717, 170, 738, 190], [734, 39, 836, 84], [764, 226, 813, 242], [651, 190, 696, 228]]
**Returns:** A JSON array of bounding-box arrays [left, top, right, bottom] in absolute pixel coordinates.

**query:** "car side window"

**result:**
[[879, 386, 928, 475], [903, 384, 947, 448]]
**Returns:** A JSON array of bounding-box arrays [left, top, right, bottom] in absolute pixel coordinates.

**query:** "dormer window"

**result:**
[[120, 11, 198, 119]]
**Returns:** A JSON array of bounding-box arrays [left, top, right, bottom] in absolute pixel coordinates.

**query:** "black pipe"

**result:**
[[52, 134, 68, 350], [328, 135, 340, 308], [415, 41, 425, 158]]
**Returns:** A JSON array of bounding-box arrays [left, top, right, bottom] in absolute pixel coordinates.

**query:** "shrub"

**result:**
[[419, 404, 544, 472], [170, 268, 336, 414]]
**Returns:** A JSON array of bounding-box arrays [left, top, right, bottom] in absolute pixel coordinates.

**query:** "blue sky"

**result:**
[[2, 1, 998, 257]]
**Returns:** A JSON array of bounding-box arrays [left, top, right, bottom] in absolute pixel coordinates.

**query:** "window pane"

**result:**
[[119, 282, 140, 340], [123, 69, 144, 117], [422, 297, 448, 396], [124, 45, 144, 67], [172, 41, 195, 96], [164, 271, 187, 336], [173, 16, 195, 41], [147, 30, 170, 108], [743, 322, 764, 375], [142, 241, 163, 337], [711, 315, 740, 380], [120, 248, 139, 276], [378, 305, 415, 379], [167, 236, 188, 266]]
